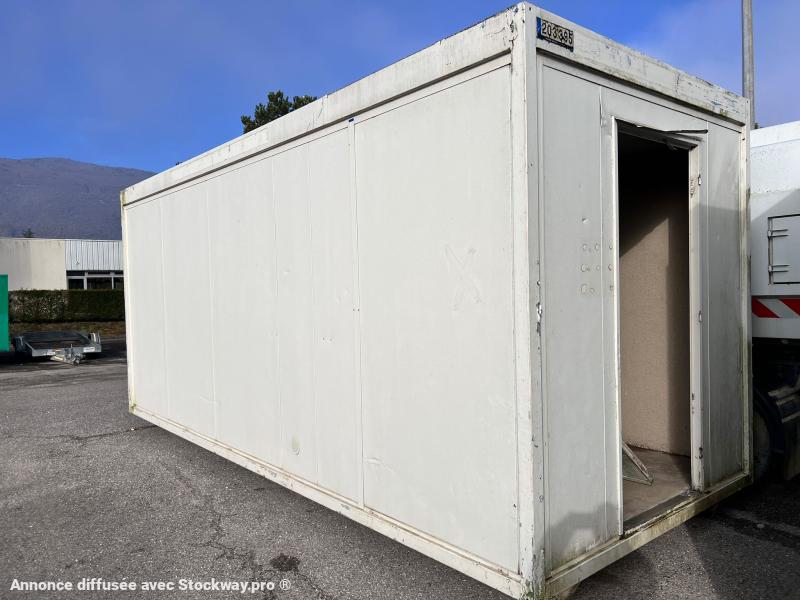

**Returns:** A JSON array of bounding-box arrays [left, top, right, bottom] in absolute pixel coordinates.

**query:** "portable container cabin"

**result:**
[[122, 5, 751, 597]]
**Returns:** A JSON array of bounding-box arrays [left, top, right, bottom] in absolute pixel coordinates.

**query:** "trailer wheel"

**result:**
[[753, 384, 788, 481], [752, 407, 772, 481]]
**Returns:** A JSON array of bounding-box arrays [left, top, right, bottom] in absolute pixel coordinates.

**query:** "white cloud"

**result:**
[[622, 0, 800, 127]]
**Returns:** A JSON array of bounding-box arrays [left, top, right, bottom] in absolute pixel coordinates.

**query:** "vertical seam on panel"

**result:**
[[528, 20, 546, 590], [742, 125, 751, 477], [205, 188, 219, 440], [121, 205, 136, 413], [704, 129, 712, 487], [508, 55, 521, 575], [507, 25, 533, 568], [158, 202, 171, 418], [538, 61, 550, 575], [272, 158, 283, 466], [349, 120, 366, 508], [307, 144, 319, 483], [598, 88, 609, 540]]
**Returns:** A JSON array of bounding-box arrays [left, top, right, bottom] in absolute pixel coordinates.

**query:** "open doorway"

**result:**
[[617, 130, 692, 526]]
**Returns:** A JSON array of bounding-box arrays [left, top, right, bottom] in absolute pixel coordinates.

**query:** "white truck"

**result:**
[[750, 121, 800, 479]]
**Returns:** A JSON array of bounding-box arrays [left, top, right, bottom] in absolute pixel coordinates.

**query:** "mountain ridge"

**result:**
[[0, 157, 154, 240]]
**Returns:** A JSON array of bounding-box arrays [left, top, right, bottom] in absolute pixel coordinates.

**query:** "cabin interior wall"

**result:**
[[618, 133, 691, 457]]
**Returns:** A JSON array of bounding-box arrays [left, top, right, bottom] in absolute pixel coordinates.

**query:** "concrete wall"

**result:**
[[0, 238, 67, 290]]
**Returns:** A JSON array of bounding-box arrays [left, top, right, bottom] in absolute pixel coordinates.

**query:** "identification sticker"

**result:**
[[537, 17, 574, 51]]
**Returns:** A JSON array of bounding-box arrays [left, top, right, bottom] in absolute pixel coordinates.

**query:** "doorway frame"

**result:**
[[605, 116, 707, 535]]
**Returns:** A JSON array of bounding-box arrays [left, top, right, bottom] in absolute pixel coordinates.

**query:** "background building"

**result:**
[[0, 238, 123, 291]]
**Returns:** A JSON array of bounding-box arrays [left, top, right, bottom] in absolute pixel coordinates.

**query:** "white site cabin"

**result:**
[[122, 5, 751, 598]]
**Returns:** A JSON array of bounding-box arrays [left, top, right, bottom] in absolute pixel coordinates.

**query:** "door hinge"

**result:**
[[768, 227, 789, 239], [768, 264, 790, 273], [690, 176, 701, 197], [535, 302, 542, 334]]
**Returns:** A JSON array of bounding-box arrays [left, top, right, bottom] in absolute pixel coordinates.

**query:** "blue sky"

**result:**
[[1, 0, 797, 173]]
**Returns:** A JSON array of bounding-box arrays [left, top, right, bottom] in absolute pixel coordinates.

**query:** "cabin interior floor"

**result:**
[[623, 446, 691, 524]]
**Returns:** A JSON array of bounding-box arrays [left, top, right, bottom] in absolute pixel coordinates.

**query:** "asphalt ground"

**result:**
[[1, 342, 798, 599]]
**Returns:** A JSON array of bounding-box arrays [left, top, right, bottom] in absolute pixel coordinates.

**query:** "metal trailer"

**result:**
[[12, 331, 102, 365], [122, 5, 750, 598], [750, 121, 800, 480]]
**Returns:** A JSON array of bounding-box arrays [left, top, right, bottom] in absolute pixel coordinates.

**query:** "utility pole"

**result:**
[[742, 0, 755, 129]]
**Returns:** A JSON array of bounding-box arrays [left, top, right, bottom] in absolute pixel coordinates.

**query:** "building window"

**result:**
[[66, 270, 124, 290], [88, 277, 112, 289]]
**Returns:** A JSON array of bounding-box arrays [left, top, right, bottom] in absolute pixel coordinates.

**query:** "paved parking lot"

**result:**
[[1, 343, 799, 599]]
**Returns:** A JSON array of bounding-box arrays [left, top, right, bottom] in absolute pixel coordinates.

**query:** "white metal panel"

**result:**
[[751, 121, 800, 194], [749, 189, 800, 296], [540, 65, 611, 571], [124, 202, 168, 416], [166, 128, 361, 502], [307, 129, 361, 500], [160, 188, 215, 437], [355, 66, 519, 571], [705, 123, 746, 485], [752, 190, 800, 299], [64, 239, 123, 271], [272, 144, 317, 481], [751, 120, 800, 148], [751, 189, 800, 337], [750, 122, 800, 306], [206, 162, 281, 462], [265, 130, 360, 495]]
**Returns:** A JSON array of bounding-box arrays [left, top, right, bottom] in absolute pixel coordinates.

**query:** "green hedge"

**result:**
[[9, 290, 125, 322]]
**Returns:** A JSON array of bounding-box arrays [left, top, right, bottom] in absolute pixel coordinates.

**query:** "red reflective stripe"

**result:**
[[781, 298, 800, 316], [752, 298, 779, 318]]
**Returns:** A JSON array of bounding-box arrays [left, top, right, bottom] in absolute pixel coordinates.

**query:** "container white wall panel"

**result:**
[[206, 162, 281, 465], [356, 66, 517, 571], [122, 5, 750, 597], [705, 123, 747, 485], [125, 203, 168, 415], [540, 65, 612, 570]]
